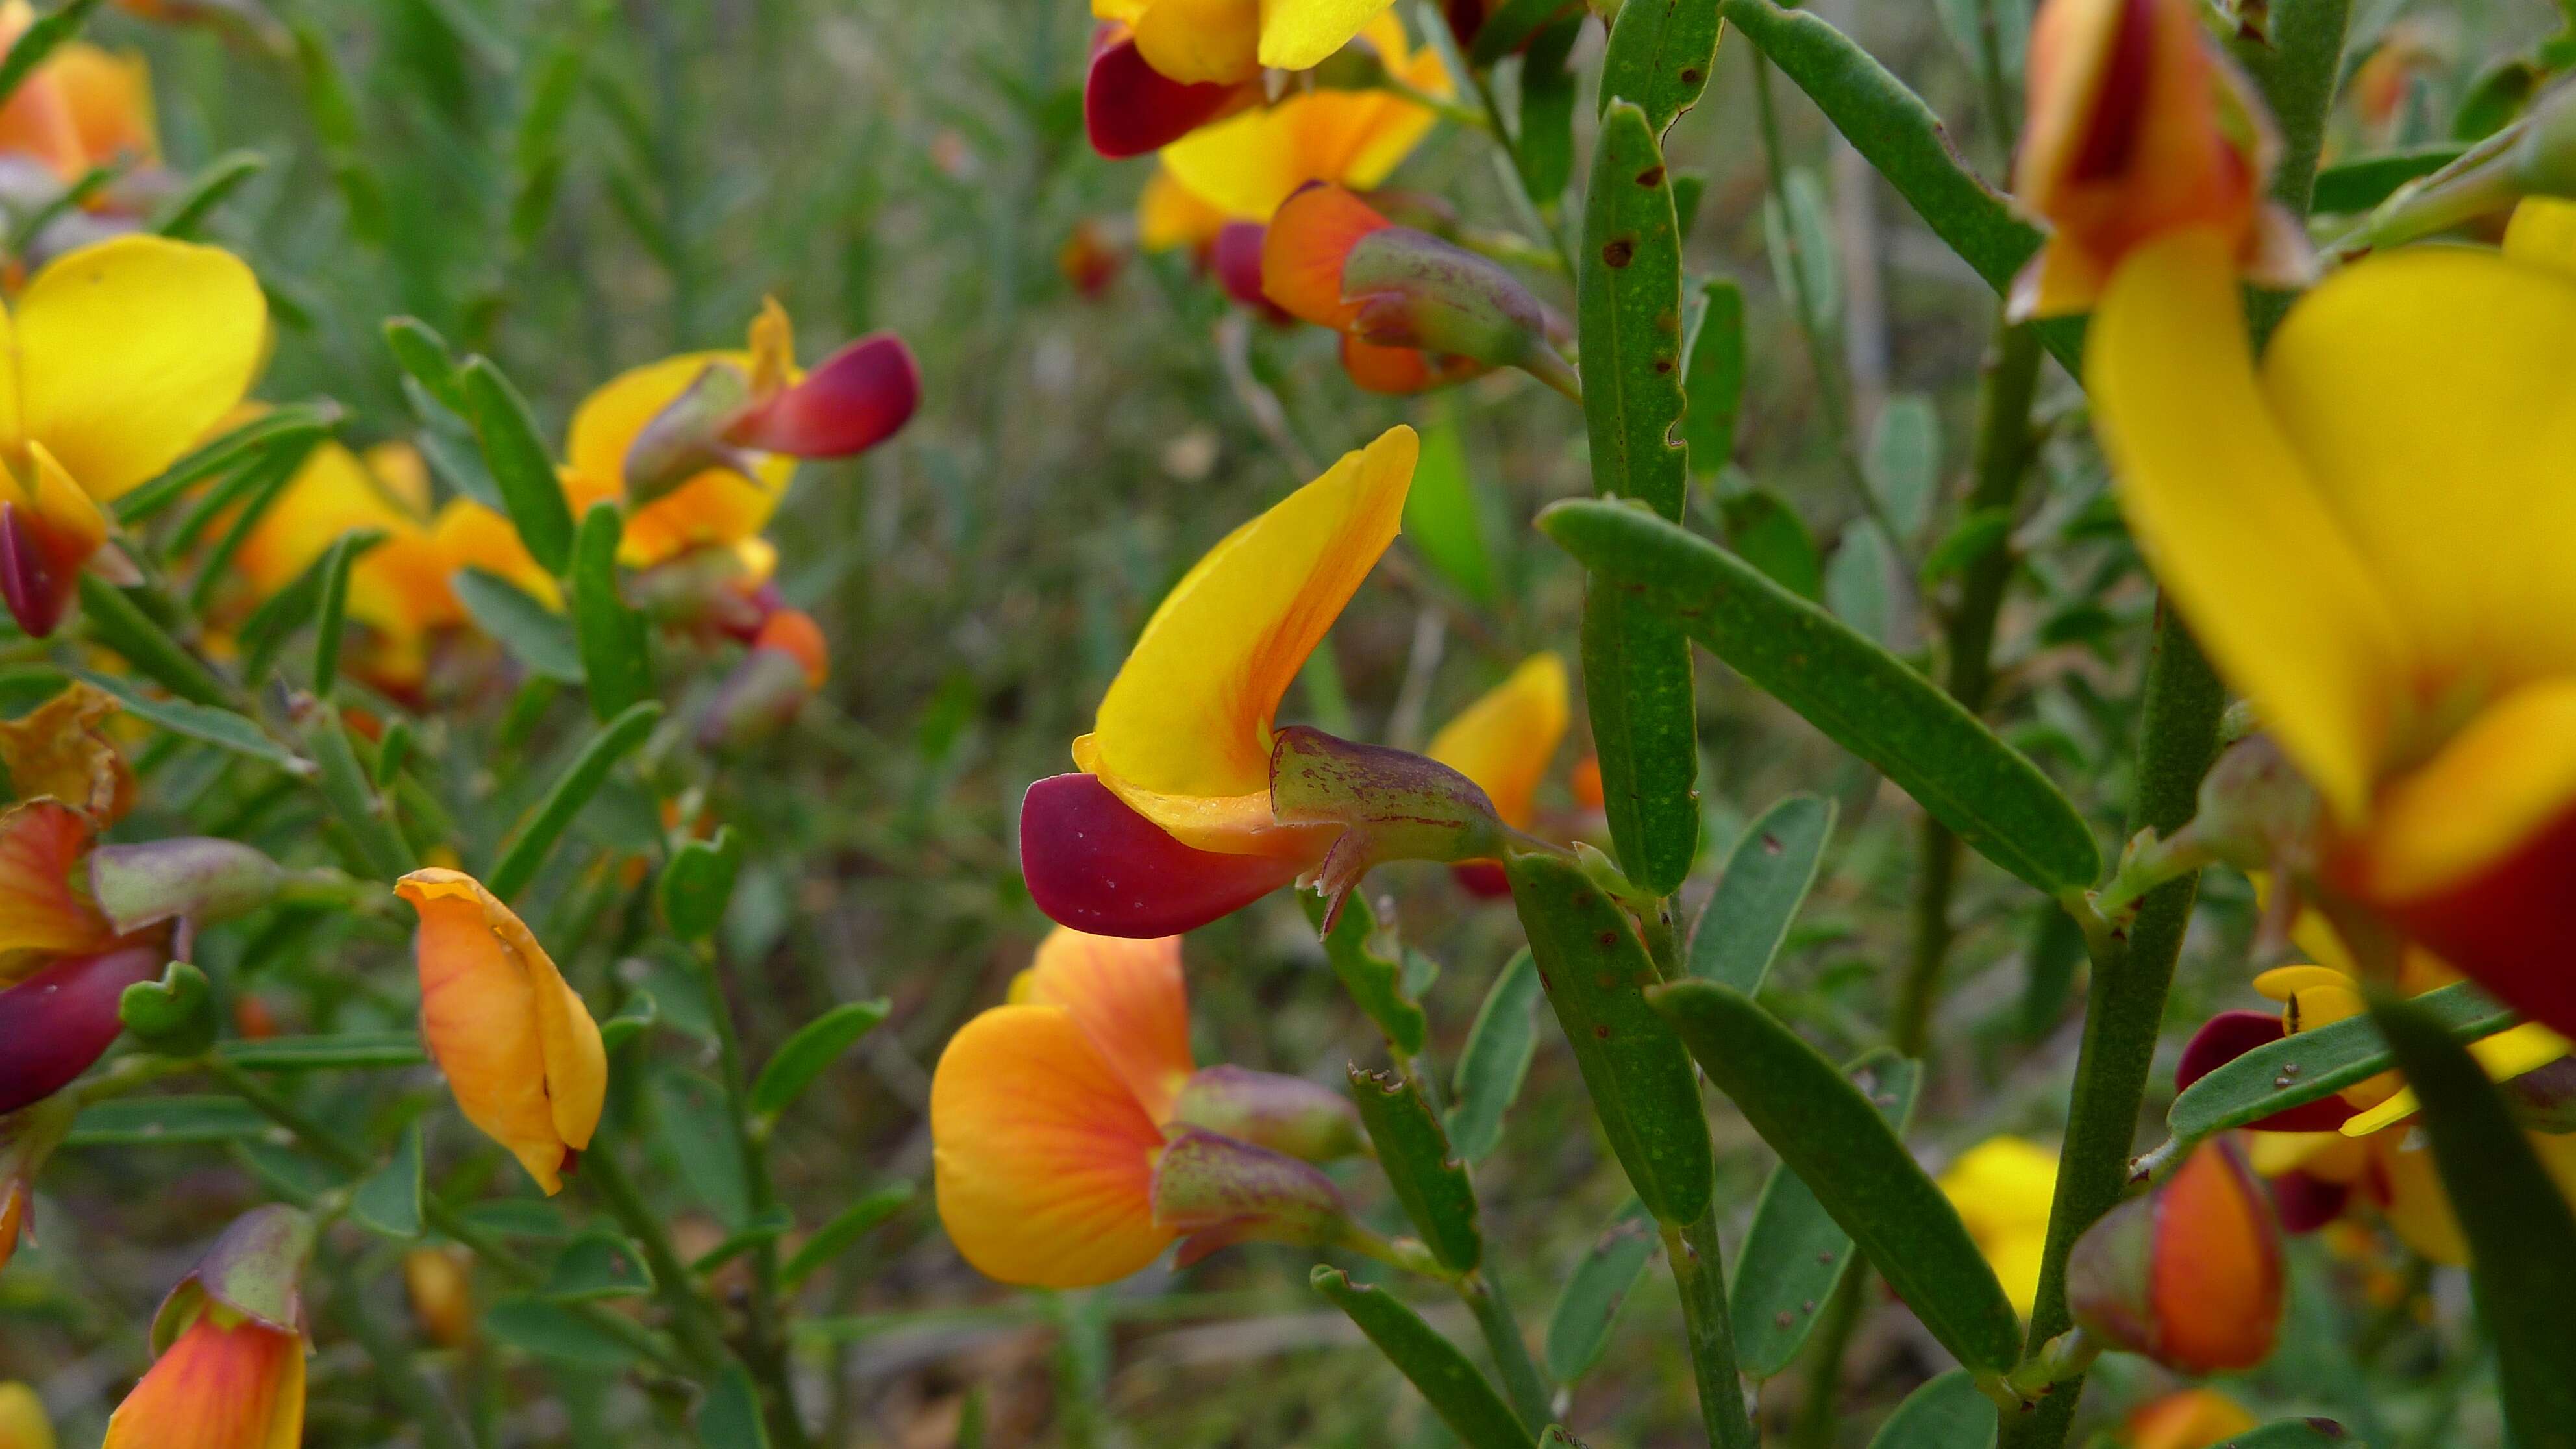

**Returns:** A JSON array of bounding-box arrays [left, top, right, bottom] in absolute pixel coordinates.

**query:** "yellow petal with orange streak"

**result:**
[[930, 1002, 1171, 1288], [2125, 1389, 2258, 1449], [2503, 197, 2576, 277], [1013, 928, 1195, 1122], [562, 352, 799, 567], [0, 799, 108, 969], [1133, 0, 1261, 85], [1137, 166, 1230, 254], [101, 1317, 304, 1449], [2349, 678, 2576, 904], [1257, 0, 1398, 73], [1159, 14, 1441, 221], [397, 869, 605, 1194], [2088, 228, 2411, 821], [0, 441, 108, 574], [2260, 245, 2576, 700], [1427, 653, 1568, 830], [15, 236, 266, 502], [1080, 424, 1415, 854]]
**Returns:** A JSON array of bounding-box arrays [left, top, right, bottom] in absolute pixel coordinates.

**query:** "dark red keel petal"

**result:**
[[2269, 1169, 2350, 1234], [0, 939, 164, 1113], [2373, 801, 2576, 1040], [0, 501, 79, 639], [2175, 1008, 2357, 1132], [1084, 34, 1248, 160], [728, 334, 921, 459], [1020, 773, 1304, 937], [1450, 860, 1510, 898]]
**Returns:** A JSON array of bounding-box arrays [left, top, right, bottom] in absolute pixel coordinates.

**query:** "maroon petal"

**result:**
[[1450, 861, 1511, 898], [727, 334, 921, 460], [2269, 1169, 2351, 1234], [0, 939, 164, 1113], [2176, 1008, 2358, 1132], [0, 501, 77, 639], [1020, 773, 1304, 937], [1085, 34, 1248, 159], [1213, 222, 1270, 310]]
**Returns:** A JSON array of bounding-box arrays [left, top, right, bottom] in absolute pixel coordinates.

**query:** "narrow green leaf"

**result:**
[[1596, 0, 1720, 136], [1468, 0, 1574, 65], [70, 669, 304, 774], [351, 1121, 425, 1238], [1719, 0, 2083, 373], [452, 566, 583, 682], [2018, 904, 2085, 1039], [1539, 500, 2101, 892], [1311, 1267, 1532, 1449], [1515, 18, 1580, 203], [1505, 851, 1713, 1226], [1765, 167, 1840, 326], [459, 356, 575, 575], [1306, 891, 1428, 1058], [457, 1198, 574, 1239], [218, 1032, 428, 1071], [689, 1206, 795, 1274], [1349, 1065, 1482, 1272], [1404, 409, 1500, 608], [1543, 1200, 1658, 1383], [750, 998, 892, 1119], [1688, 792, 1834, 994], [781, 1182, 916, 1290], [485, 700, 662, 899], [375, 717, 414, 786], [1825, 521, 1896, 649], [74, 578, 234, 708], [696, 1363, 772, 1449], [186, 440, 316, 615], [2169, 980, 2514, 1141], [1867, 394, 1941, 541], [1719, 490, 1823, 601], [288, 20, 383, 240], [662, 827, 745, 941], [546, 1231, 656, 1302], [236, 544, 334, 686], [1864, 1370, 1996, 1449], [571, 501, 654, 719], [296, 701, 417, 882], [384, 316, 464, 413], [483, 1296, 643, 1368], [0, 0, 104, 110], [599, 989, 659, 1052], [1448, 949, 1541, 1163], [1650, 980, 2023, 1374], [1681, 279, 1744, 480], [310, 529, 386, 697], [1924, 507, 2013, 582], [67, 1095, 271, 1147], [1581, 588, 1700, 895], [116, 404, 339, 526], [1670, 171, 1706, 238], [2377, 989, 2576, 1444], [2310, 144, 2464, 214], [152, 151, 266, 238], [1730, 1050, 1918, 1378]]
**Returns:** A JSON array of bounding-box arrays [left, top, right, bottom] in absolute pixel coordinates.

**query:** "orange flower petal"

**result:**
[[1261, 184, 1393, 330], [1426, 654, 1568, 830], [0, 799, 107, 967], [930, 1002, 1171, 1287], [103, 1315, 304, 1449], [1011, 928, 1195, 1122], [2148, 1139, 2282, 1373], [753, 609, 829, 688]]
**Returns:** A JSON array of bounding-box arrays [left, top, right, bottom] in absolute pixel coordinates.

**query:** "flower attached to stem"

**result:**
[[0, 236, 266, 636], [1426, 652, 1572, 895], [103, 1204, 312, 1449], [699, 608, 831, 751], [932, 928, 1370, 1287], [396, 868, 607, 1195], [2067, 1138, 2283, 1374], [1082, 0, 1431, 160]]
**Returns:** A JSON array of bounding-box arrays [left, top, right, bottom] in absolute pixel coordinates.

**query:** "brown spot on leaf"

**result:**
[[1679, 67, 1703, 85], [1592, 1024, 1611, 1039], [1602, 238, 1635, 268], [1637, 165, 1665, 187]]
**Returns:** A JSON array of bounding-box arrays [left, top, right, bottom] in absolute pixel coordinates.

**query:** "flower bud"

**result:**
[[108, 1206, 312, 1449], [1150, 1125, 1357, 1267], [0, 445, 109, 639], [2122, 1388, 2257, 1449], [697, 642, 811, 752], [1269, 725, 1513, 930], [0, 1097, 72, 1273], [0, 938, 164, 1113], [86, 837, 282, 937], [403, 1247, 475, 1349], [623, 359, 761, 507], [1170, 1064, 1367, 1163], [623, 543, 774, 639], [2068, 1138, 2283, 1373]]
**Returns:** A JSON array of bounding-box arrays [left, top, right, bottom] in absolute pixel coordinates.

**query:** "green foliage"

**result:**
[[1311, 1267, 1534, 1449], [749, 999, 892, 1120], [1448, 948, 1541, 1163], [2169, 980, 2516, 1140], [1865, 1371, 1997, 1449], [1544, 1202, 1659, 1383], [1349, 1065, 1483, 1272], [1687, 792, 1833, 993]]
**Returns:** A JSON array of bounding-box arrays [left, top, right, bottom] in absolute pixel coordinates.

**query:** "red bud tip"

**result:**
[[0, 501, 78, 638], [0, 939, 164, 1113], [726, 334, 921, 460], [1019, 773, 1304, 938]]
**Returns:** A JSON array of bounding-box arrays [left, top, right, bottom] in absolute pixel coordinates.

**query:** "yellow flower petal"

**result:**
[[430, 497, 558, 610], [13, 236, 266, 502], [0, 1380, 53, 1449], [2260, 245, 2576, 699], [1013, 927, 1196, 1122], [1937, 1135, 2058, 1317], [1138, 166, 1231, 253], [0, 680, 132, 824], [2244, 1128, 2368, 1181], [2504, 196, 2576, 277], [2088, 227, 2412, 820], [563, 352, 798, 568], [2249, 963, 2347, 1002], [1257, 0, 1397, 73], [1426, 653, 1569, 830], [1158, 14, 1443, 221], [2374, 1130, 2466, 1265], [1134, 0, 1262, 85], [930, 1002, 1172, 1287], [2339, 1021, 2573, 1137], [1080, 424, 1415, 854], [2347, 676, 2576, 902], [397, 869, 606, 1195]]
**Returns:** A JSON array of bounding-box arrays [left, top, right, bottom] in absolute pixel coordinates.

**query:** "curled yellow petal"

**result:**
[[13, 236, 266, 502], [930, 1002, 1170, 1287], [0, 680, 132, 824], [2349, 677, 2576, 904], [397, 869, 606, 1195], [1078, 423, 1415, 854], [1133, 0, 1261, 85], [1257, 0, 1397, 73], [1012, 928, 1195, 1122], [1426, 653, 1568, 830], [2087, 227, 2410, 821], [2338, 1020, 2574, 1138], [1158, 14, 1444, 221]]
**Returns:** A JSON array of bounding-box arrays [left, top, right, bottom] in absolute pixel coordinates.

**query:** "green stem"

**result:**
[[1790, 1269, 1870, 1449], [1665, 1210, 1759, 1449], [580, 1147, 737, 1376], [692, 941, 815, 1449], [1459, 1270, 1554, 1435]]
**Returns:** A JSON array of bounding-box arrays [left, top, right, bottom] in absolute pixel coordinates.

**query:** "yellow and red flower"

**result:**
[[103, 1205, 311, 1449], [932, 926, 1363, 1286], [2068, 1138, 2284, 1374], [397, 868, 607, 1195], [0, 236, 266, 636], [1428, 652, 1573, 895], [1082, 0, 1433, 158]]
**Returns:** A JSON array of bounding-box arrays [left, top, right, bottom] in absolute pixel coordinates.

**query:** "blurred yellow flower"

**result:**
[[0, 1382, 51, 1449], [1158, 14, 1448, 223], [1428, 654, 1570, 833], [1937, 1134, 2058, 1317]]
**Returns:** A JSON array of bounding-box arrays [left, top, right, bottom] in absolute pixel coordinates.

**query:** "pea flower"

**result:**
[[1137, 165, 1233, 256], [0, 800, 153, 1115], [1151, 14, 1448, 216], [561, 298, 917, 577], [932, 927, 1367, 1287], [397, 868, 607, 1195], [1261, 183, 1578, 398], [699, 607, 831, 751], [0, 1381, 48, 1449], [103, 1205, 312, 1449], [0, 236, 266, 636], [1081, 0, 1428, 160], [2121, 1389, 2257, 1449], [2009, 0, 2307, 318], [1019, 426, 1420, 936], [2067, 1139, 2283, 1374], [1937, 1134, 2060, 1318], [1427, 652, 1570, 895]]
